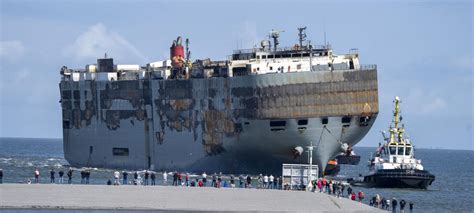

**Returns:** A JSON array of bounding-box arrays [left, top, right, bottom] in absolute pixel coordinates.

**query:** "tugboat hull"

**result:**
[[335, 155, 361, 165], [364, 169, 435, 189]]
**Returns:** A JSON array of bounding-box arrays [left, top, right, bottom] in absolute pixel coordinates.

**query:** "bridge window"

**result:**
[[389, 146, 396, 155], [406, 147, 412, 155], [398, 147, 405, 156]]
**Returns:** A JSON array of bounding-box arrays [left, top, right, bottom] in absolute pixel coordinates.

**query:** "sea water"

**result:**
[[0, 137, 472, 212]]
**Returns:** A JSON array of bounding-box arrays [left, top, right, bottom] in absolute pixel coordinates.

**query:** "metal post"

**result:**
[[309, 41, 313, 71], [307, 141, 314, 190]]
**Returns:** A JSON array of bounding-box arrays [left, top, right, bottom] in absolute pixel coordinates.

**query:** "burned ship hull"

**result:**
[[60, 69, 378, 175]]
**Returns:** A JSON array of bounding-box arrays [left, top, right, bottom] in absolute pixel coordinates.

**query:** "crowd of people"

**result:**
[[307, 178, 414, 212], [12, 168, 414, 212], [106, 171, 284, 190], [27, 168, 90, 184]]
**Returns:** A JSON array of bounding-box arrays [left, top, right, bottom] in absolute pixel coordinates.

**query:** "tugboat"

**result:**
[[363, 97, 435, 189]]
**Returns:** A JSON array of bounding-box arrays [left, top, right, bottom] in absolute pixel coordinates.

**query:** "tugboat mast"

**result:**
[[389, 96, 405, 144]]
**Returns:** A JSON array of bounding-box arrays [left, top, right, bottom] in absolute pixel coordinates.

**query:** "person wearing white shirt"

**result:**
[[263, 175, 269, 189], [269, 175, 274, 189], [163, 171, 168, 185], [114, 171, 120, 185]]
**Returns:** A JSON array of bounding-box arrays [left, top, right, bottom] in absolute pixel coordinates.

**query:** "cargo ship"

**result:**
[[59, 27, 378, 175]]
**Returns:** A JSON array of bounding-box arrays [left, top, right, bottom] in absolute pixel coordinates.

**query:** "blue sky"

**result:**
[[0, 0, 472, 150]]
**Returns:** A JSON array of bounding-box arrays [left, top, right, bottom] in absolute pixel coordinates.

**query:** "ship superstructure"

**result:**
[[59, 27, 379, 175]]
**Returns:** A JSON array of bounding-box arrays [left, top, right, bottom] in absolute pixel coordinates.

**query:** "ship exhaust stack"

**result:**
[[170, 36, 187, 79]]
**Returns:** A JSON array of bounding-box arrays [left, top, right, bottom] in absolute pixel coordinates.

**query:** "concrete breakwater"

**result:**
[[0, 184, 381, 212]]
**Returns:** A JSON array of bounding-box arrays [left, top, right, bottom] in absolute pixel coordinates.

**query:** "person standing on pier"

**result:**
[[85, 170, 90, 184], [274, 176, 279, 189], [324, 179, 329, 193], [263, 175, 268, 189], [230, 175, 235, 188], [400, 199, 406, 213], [50, 168, 55, 183], [58, 170, 64, 184], [409, 202, 414, 213], [340, 183, 345, 196], [67, 169, 73, 184], [357, 191, 364, 202], [257, 174, 263, 189], [217, 172, 222, 186], [172, 172, 177, 186], [114, 171, 120, 185], [163, 171, 168, 185], [246, 175, 252, 188], [144, 170, 149, 186], [185, 173, 189, 186], [178, 172, 182, 186], [80, 170, 85, 184], [122, 171, 128, 185], [278, 176, 282, 190], [211, 173, 216, 187], [239, 174, 244, 188], [201, 172, 207, 186], [151, 171, 156, 186], [328, 181, 333, 194], [269, 175, 274, 189], [391, 198, 398, 213], [134, 171, 139, 185], [0, 169, 3, 184], [381, 197, 387, 209]]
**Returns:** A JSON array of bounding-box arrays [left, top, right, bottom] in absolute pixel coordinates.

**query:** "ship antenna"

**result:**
[[297, 27, 307, 48], [324, 31, 327, 46], [270, 29, 284, 52]]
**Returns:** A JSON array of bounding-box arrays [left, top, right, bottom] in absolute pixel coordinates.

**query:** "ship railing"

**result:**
[[358, 64, 377, 71], [233, 44, 332, 54]]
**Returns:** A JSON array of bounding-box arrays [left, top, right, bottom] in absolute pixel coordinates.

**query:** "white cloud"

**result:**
[[0, 40, 25, 62], [404, 88, 448, 115], [64, 23, 147, 63]]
